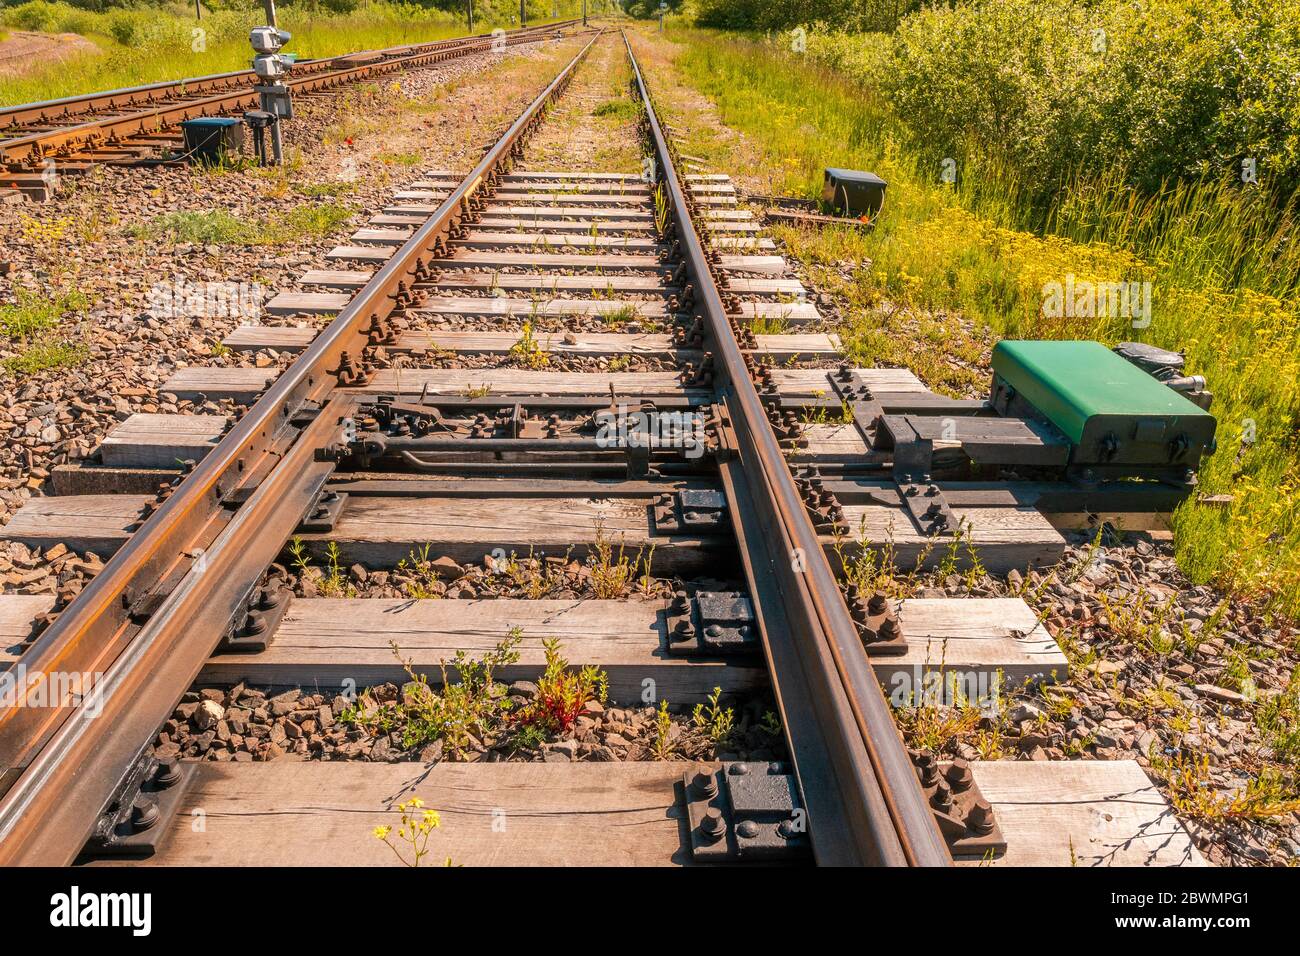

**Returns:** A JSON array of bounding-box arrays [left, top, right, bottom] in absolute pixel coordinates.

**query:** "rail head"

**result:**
[[622, 29, 951, 868]]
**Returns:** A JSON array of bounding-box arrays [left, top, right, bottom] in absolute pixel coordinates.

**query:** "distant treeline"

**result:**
[[691, 0, 919, 31]]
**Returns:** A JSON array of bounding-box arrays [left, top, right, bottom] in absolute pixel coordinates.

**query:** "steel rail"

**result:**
[[1, 20, 583, 165], [0, 29, 601, 866], [0, 22, 576, 127], [624, 31, 951, 867]]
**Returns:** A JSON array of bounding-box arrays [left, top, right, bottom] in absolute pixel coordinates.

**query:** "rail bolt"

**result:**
[[968, 799, 995, 835], [130, 796, 160, 833], [945, 758, 973, 792], [700, 807, 726, 842], [692, 771, 718, 799]]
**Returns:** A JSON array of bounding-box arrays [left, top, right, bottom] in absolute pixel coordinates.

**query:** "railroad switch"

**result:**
[[910, 752, 1006, 859], [845, 584, 907, 656], [220, 564, 293, 653], [683, 762, 810, 862], [652, 488, 729, 534], [82, 754, 198, 859], [664, 590, 757, 657]]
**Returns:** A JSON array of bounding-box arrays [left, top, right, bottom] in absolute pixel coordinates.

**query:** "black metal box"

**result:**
[[180, 117, 245, 164], [822, 168, 887, 218]]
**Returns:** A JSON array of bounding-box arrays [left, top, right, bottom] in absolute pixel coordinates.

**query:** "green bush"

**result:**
[[883, 0, 1299, 200], [690, 0, 920, 31], [3, 0, 65, 31], [691, 0, 1300, 204]]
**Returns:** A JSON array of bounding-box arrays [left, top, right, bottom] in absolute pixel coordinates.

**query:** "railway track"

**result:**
[[0, 28, 1210, 868], [0, 19, 581, 198]]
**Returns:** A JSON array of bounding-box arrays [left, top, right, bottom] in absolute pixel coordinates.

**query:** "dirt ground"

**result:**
[[0, 31, 99, 76]]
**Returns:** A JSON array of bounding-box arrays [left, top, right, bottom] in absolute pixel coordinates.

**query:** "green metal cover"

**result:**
[[992, 340, 1213, 448]]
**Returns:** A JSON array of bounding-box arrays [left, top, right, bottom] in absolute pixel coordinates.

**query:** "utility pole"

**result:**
[[194, 0, 201, 20], [467, 0, 473, 33], [582, 0, 587, 26], [520, 0, 526, 27]]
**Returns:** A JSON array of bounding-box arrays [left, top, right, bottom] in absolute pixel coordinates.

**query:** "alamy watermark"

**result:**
[[0, 667, 104, 717], [594, 404, 707, 459], [889, 667, 1002, 717], [1041, 274, 1152, 328], [147, 278, 266, 320]]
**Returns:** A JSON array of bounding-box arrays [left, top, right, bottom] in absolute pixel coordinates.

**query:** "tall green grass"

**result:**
[[662, 28, 1300, 615]]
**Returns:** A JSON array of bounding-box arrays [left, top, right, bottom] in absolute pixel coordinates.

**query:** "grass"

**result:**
[[651, 699, 675, 759], [691, 686, 735, 747], [0, 288, 88, 340], [589, 517, 653, 599], [342, 635, 522, 758], [593, 98, 639, 121], [643, 25, 1300, 616], [508, 320, 550, 369], [130, 201, 353, 246], [514, 638, 609, 736], [3, 339, 88, 375], [287, 538, 354, 598], [0, 287, 91, 376], [1150, 752, 1300, 823]]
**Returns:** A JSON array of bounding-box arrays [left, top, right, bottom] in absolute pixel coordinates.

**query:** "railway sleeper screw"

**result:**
[[931, 778, 954, 813], [154, 759, 182, 790], [967, 799, 995, 835], [946, 758, 973, 793], [692, 771, 718, 799], [130, 796, 159, 833], [700, 807, 727, 843]]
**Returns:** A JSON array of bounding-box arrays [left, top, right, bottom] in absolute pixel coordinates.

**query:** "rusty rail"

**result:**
[[624, 31, 951, 867], [0, 29, 601, 866], [1, 19, 582, 167]]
